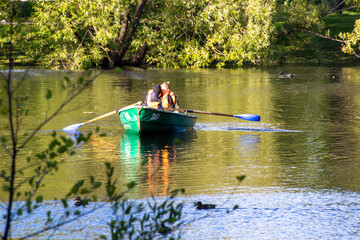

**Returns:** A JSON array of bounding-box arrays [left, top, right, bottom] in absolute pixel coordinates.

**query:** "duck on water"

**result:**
[[279, 71, 294, 78], [195, 201, 216, 209]]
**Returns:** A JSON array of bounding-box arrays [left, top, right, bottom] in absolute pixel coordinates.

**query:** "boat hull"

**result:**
[[118, 106, 198, 134]]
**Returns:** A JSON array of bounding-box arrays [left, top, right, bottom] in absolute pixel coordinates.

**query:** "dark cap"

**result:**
[[152, 84, 161, 94]]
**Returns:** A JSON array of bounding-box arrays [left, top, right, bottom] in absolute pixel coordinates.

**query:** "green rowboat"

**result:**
[[118, 105, 198, 134]]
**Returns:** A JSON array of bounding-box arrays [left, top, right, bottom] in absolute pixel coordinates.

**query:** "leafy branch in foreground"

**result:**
[[1, 64, 101, 239], [100, 162, 184, 240], [1, 5, 103, 238]]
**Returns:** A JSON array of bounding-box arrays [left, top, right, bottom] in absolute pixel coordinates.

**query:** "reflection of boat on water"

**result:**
[[118, 132, 196, 196], [119, 131, 196, 165], [117, 105, 198, 134]]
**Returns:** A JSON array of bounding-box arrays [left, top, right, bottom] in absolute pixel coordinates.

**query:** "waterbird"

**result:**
[[75, 196, 85, 207], [287, 72, 294, 78], [195, 201, 216, 209], [279, 71, 294, 78]]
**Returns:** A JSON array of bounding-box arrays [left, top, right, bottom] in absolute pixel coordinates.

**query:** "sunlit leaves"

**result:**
[[29, 0, 276, 68], [31, 0, 129, 69], [339, 19, 360, 57], [145, 0, 275, 68], [15, 0, 337, 68]]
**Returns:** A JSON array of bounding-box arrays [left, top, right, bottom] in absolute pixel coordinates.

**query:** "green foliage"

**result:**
[[12, 0, 276, 68], [269, 0, 325, 63], [142, 0, 275, 68], [1, 23, 105, 237], [0, 0, 35, 22], [27, 0, 144, 69], [339, 16, 360, 57], [103, 161, 184, 240], [4, 0, 360, 68]]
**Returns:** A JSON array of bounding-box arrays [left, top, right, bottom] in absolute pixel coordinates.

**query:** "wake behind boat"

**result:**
[[117, 104, 198, 134]]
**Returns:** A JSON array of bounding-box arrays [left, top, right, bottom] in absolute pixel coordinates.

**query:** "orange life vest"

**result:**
[[161, 89, 177, 109]]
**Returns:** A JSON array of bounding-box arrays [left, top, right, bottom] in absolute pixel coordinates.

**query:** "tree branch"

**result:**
[[17, 70, 104, 152], [293, 28, 344, 43]]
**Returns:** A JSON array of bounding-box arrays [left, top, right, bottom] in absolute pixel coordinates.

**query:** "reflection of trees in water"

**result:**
[[89, 134, 118, 163], [146, 144, 177, 196], [119, 132, 194, 196]]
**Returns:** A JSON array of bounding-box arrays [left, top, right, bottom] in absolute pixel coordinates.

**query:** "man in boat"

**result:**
[[160, 81, 179, 109], [144, 84, 163, 109]]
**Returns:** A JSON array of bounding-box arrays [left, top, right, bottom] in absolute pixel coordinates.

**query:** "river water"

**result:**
[[1, 65, 360, 239]]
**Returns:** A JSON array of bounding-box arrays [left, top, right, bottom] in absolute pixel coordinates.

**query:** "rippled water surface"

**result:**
[[2, 66, 360, 239]]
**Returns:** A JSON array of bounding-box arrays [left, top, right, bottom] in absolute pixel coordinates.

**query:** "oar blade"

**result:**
[[62, 123, 84, 132], [234, 114, 260, 121]]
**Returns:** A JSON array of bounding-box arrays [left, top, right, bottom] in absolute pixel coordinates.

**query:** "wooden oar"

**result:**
[[63, 102, 139, 132], [165, 108, 260, 121]]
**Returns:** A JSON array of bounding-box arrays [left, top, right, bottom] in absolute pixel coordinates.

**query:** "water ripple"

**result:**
[[3, 190, 359, 239], [194, 123, 301, 132]]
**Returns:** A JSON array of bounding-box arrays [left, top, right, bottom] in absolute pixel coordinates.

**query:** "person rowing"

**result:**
[[144, 84, 163, 109]]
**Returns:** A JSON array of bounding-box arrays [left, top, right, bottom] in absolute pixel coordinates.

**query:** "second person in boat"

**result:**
[[160, 81, 180, 110]]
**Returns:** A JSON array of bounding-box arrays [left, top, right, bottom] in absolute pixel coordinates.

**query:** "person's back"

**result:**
[[144, 84, 163, 109]]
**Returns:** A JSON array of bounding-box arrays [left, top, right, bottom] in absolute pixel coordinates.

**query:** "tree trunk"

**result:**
[[130, 42, 148, 65], [110, 0, 148, 66]]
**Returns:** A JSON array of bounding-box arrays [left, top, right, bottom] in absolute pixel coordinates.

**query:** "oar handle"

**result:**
[[165, 107, 260, 121], [166, 108, 233, 117], [83, 102, 140, 125], [183, 109, 234, 117], [63, 102, 141, 132], [83, 110, 117, 125]]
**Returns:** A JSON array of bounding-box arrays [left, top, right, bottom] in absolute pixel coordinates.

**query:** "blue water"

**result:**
[[4, 190, 360, 239]]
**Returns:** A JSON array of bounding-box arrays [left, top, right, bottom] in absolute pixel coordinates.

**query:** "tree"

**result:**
[[133, 0, 273, 68], [25, 0, 277, 69], [27, 0, 150, 69], [5, 0, 360, 69]]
